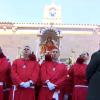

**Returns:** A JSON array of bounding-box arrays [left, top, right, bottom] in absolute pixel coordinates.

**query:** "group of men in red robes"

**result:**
[[0, 45, 89, 100]]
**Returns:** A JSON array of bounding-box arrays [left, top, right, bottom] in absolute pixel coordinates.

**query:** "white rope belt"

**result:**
[[30, 86, 35, 89], [43, 85, 60, 100], [53, 91, 60, 100], [3, 88, 10, 92], [42, 85, 48, 88], [12, 85, 35, 89], [0, 82, 3, 85], [74, 85, 88, 88]]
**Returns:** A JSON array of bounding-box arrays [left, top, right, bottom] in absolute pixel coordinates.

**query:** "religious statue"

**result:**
[[40, 37, 58, 54]]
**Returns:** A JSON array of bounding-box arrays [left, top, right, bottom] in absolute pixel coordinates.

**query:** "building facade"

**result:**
[[0, 3, 100, 62]]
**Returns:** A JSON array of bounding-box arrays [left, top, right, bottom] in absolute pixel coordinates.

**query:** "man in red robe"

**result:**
[[38, 49, 67, 100], [0, 47, 11, 100], [68, 52, 89, 100], [9, 46, 39, 100]]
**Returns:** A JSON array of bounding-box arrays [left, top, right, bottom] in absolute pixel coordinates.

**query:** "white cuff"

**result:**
[[45, 80, 50, 83], [20, 82, 24, 85], [29, 80, 34, 84]]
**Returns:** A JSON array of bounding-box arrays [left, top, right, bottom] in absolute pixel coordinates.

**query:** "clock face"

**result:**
[[49, 8, 56, 17]]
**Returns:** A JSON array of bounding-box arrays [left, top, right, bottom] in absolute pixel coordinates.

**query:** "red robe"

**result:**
[[9, 58, 39, 100], [38, 61, 67, 100], [68, 63, 88, 100], [0, 57, 11, 100]]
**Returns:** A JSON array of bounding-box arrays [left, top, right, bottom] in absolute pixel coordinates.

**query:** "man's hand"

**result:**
[[20, 82, 30, 88], [47, 81, 56, 90]]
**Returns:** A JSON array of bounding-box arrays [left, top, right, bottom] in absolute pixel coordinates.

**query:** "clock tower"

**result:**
[[43, 2, 62, 24]]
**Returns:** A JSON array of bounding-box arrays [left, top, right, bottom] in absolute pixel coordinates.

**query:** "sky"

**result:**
[[0, 0, 100, 24]]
